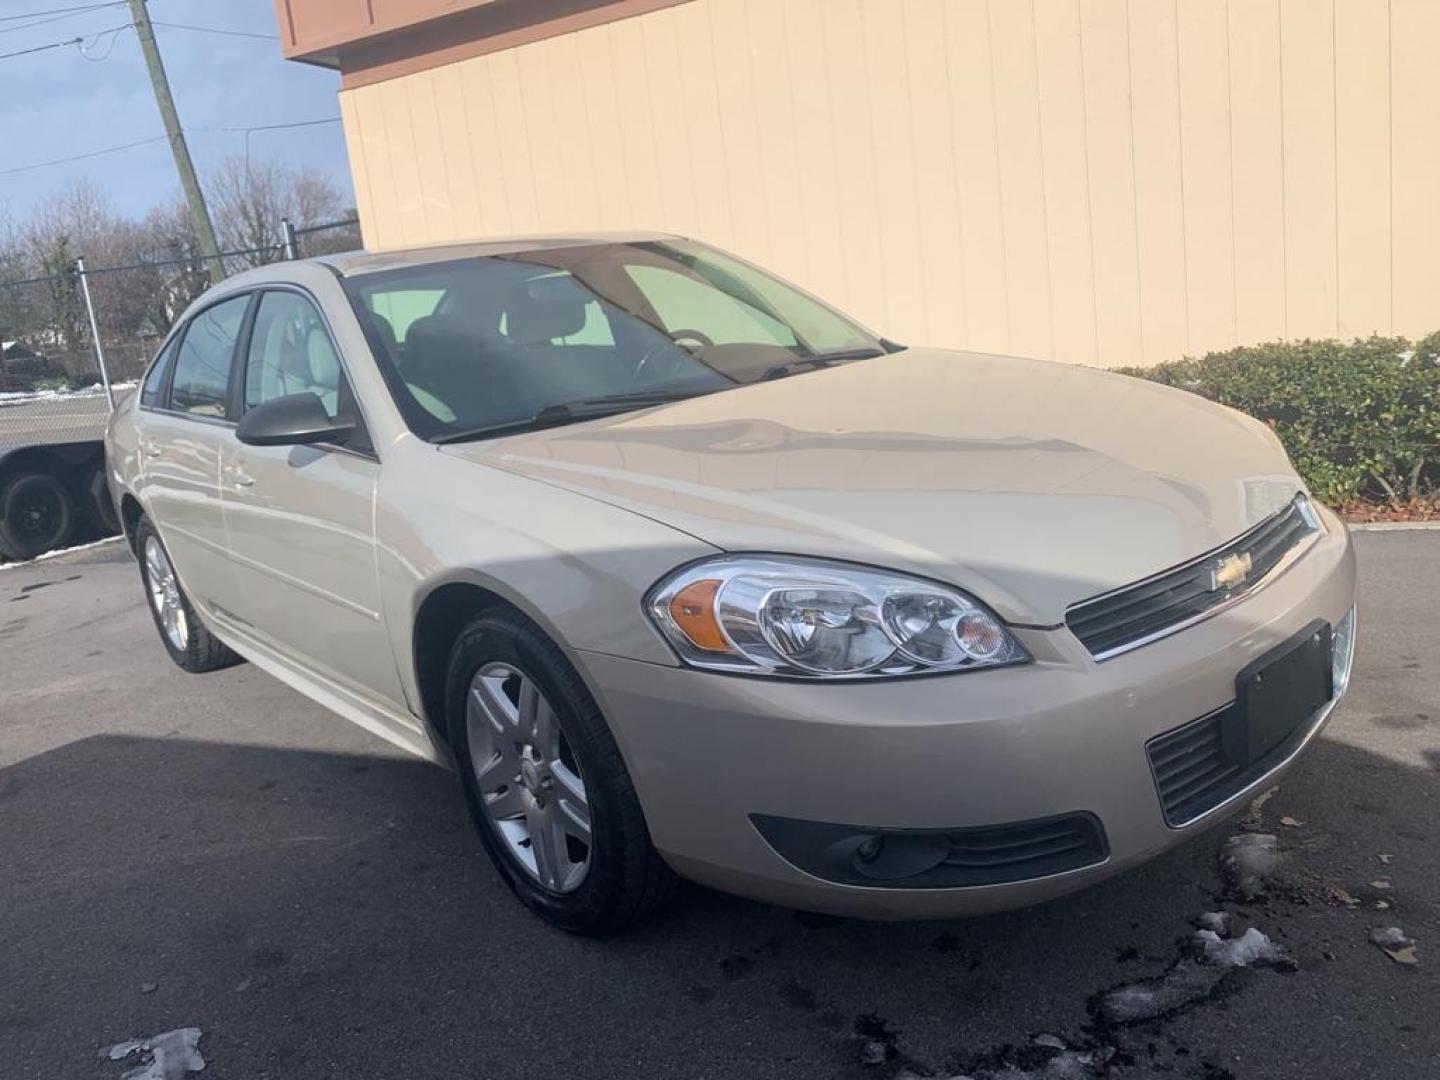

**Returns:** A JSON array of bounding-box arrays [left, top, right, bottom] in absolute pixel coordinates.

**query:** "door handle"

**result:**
[[224, 465, 254, 488]]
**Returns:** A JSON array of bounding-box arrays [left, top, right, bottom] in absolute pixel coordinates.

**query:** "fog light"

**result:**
[[855, 835, 884, 863], [849, 832, 950, 881]]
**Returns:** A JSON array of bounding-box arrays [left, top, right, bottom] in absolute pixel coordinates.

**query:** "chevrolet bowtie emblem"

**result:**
[[1209, 551, 1254, 592]]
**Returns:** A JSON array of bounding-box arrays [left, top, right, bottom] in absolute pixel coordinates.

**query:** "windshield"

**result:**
[[341, 239, 888, 441]]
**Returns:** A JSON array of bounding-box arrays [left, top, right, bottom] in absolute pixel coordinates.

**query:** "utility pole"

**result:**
[[127, 0, 224, 282]]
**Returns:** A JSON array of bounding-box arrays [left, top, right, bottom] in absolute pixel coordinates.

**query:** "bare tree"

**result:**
[[0, 158, 358, 387], [208, 155, 353, 269], [21, 185, 112, 360], [128, 198, 212, 333]]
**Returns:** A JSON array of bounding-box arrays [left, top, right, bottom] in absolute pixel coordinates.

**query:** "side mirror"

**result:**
[[236, 393, 355, 448]]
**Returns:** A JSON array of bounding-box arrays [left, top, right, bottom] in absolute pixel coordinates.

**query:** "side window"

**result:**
[[139, 337, 177, 408], [244, 291, 348, 420], [625, 264, 797, 347], [169, 296, 250, 417]]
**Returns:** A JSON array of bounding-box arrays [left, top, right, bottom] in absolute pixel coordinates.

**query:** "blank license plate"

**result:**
[[1225, 620, 1333, 765]]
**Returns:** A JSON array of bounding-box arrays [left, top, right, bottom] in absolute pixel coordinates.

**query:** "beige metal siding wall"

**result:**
[[337, 0, 1440, 367]]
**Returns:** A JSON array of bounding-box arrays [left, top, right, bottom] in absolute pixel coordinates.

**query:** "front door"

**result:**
[[216, 289, 404, 709]]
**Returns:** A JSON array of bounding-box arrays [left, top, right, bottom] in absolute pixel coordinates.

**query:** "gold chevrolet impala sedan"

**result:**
[[106, 235, 1356, 933]]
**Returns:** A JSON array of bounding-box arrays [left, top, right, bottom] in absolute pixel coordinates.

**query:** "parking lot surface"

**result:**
[[1, 531, 1436, 1079]]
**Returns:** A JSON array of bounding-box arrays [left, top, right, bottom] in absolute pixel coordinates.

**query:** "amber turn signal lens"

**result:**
[[668, 579, 729, 651]]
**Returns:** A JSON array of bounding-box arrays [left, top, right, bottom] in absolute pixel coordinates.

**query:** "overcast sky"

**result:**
[[0, 0, 354, 223]]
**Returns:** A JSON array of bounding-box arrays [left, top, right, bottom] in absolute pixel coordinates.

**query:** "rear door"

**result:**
[[137, 294, 252, 615], [216, 288, 403, 708]]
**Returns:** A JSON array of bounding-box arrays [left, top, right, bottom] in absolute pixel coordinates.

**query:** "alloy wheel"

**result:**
[[144, 535, 189, 653], [465, 661, 592, 893]]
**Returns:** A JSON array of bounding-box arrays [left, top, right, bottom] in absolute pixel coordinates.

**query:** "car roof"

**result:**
[[311, 230, 685, 278]]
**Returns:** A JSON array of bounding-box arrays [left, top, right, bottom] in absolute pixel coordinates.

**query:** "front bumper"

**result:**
[[578, 505, 1357, 919]]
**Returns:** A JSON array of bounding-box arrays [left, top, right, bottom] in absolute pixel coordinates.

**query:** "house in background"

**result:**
[[273, 0, 1440, 369]]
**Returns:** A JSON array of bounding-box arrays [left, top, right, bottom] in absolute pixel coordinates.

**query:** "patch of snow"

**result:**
[[1097, 914, 1296, 1025], [1194, 911, 1232, 936], [1094, 960, 1226, 1024], [1371, 926, 1411, 948], [1220, 832, 1283, 898], [1195, 927, 1289, 968], [103, 1028, 204, 1079], [0, 535, 123, 570], [860, 1040, 890, 1066], [1370, 926, 1419, 966], [0, 380, 135, 404], [951, 1042, 1116, 1080]]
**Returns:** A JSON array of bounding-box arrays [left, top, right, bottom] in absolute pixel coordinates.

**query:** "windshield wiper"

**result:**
[[431, 390, 701, 445], [760, 347, 886, 381]]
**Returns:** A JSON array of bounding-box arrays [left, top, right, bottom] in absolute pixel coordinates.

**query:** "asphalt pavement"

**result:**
[[0, 531, 1436, 1080]]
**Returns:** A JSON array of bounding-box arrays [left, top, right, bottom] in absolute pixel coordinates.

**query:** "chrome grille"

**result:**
[[1067, 495, 1321, 660]]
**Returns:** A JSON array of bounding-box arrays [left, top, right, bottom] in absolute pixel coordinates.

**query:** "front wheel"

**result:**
[[446, 611, 676, 934], [134, 516, 241, 673]]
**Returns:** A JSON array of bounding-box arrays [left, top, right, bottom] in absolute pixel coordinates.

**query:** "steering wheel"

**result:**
[[633, 329, 715, 382], [666, 328, 714, 350]]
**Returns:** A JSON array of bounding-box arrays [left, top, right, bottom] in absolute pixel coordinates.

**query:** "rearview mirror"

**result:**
[[236, 393, 355, 448]]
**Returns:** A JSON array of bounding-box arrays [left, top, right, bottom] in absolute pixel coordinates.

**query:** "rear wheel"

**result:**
[[134, 516, 241, 673], [446, 611, 677, 934], [0, 471, 75, 560]]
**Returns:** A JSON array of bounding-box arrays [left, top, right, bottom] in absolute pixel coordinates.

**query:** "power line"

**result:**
[[214, 117, 342, 134], [0, 3, 122, 35], [75, 22, 127, 60], [150, 20, 278, 41], [0, 135, 166, 177], [0, 2, 121, 22], [0, 34, 81, 61], [0, 119, 344, 179], [0, 12, 84, 35], [0, 20, 130, 62], [0, 17, 280, 64]]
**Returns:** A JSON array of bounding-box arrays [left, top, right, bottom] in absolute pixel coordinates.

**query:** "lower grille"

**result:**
[[1147, 697, 1330, 826], [940, 815, 1107, 880], [751, 811, 1108, 889], [1147, 707, 1245, 826]]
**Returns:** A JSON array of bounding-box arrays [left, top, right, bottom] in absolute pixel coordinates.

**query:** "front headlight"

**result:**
[[647, 556, 1030, 678]]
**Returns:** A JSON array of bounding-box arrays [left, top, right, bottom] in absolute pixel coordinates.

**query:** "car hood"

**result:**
[[440, 349, 1303, 625]]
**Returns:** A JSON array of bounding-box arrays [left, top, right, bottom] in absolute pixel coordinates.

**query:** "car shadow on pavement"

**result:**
[[0, 730, 1435, 1080]]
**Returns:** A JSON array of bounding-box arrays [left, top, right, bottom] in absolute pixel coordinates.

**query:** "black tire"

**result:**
[[445, 611, 677, 934], [83, 464, 120, 537], [0, 471, 76, 560], [134, 516, 242, 673]]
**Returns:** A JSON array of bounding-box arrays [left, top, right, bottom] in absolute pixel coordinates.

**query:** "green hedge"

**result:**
[[1117, 334, 1439, 506]]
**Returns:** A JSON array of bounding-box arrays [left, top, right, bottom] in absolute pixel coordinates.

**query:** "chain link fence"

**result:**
[[0, 217, 360, 452]]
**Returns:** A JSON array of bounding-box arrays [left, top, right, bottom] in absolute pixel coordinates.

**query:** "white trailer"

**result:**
[[0, 389, 119, 560]]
